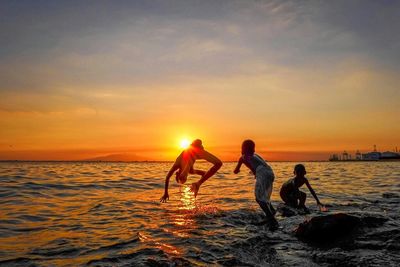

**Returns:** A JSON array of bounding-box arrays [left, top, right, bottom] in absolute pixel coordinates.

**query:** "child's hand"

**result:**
[[160, 193, 169, 203], [318, 203, 328, 212], [190, 182, 200, 197]]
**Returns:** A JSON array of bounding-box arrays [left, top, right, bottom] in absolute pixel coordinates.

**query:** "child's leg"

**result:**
[[256, 199, 275, 220], [265, 180, 276, 215], [175, 171, 187, 184], [298, 191, 307, 208], [281, 190, 299, 208], [190, 168, 206, 177], [255, 169, 278, 227]]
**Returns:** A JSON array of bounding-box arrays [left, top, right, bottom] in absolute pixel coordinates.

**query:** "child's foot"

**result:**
[[190, 182, 200, 197], [267, 219, 279, 231], [269, 203, 276, 216], [298, 206, 310, 214]]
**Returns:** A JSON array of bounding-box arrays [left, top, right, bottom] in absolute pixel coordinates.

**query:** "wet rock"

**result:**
[[295, 212, 389, 245], [277, 203, 309, 217], [312, 248, 356, 266], [295, 213, 361, 242], [277, 204, 297, 217]]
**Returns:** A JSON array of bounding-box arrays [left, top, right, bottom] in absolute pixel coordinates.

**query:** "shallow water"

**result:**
[[0, 161, 399, 266]]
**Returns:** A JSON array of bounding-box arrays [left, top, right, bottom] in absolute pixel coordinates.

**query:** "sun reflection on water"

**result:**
[[172, 186, 196, 227], [179, 186, 196, 211]]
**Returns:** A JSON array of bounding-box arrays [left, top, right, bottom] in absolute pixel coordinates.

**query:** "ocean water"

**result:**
[[0, 161, 399, 266]]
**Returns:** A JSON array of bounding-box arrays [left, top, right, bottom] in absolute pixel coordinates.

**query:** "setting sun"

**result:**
[[179, 139, 191, 149]]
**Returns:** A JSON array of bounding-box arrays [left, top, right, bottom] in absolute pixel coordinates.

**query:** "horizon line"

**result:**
[[0, 159, 329, 163]]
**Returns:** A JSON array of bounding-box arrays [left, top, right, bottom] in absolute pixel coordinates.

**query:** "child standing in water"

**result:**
[[233, 140, 279, 230], [160, 139, 222, 202], [280, 164, 326, 212]]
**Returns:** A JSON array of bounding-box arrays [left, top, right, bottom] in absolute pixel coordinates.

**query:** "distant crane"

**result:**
[[342, 150, 349, 161]]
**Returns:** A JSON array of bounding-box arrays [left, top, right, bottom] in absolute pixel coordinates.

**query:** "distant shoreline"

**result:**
[[0, 160, 329, 163], [1, 160, 394, 163]]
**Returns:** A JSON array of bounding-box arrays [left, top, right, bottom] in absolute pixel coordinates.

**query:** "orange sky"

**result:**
[[0, 1, 399, 161]]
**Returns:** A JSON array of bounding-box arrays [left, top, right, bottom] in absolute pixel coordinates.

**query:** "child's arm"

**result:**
[[160, 163, 179, 203], [305, 179, 322, 205], [233, 157, 243, 174]]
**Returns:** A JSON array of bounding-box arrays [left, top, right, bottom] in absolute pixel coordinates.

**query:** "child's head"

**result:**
[[241, 139, 255, 156], [294, 164, 306, 177], [191, 139, 204, 150]]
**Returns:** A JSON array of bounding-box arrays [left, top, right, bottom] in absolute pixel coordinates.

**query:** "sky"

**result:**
[[0, 0, 399, 161]]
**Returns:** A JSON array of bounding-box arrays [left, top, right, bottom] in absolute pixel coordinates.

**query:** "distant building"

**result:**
[[362, 152, 381, 160], [329, 146, 400, 161], [381, 151, 400, 159], [329, 154, 339, 161]]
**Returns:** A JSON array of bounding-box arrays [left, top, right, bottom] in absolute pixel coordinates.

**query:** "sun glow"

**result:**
[[179, 139, 191, 149]]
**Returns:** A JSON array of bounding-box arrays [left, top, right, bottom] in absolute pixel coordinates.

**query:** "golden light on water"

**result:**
[[172, 186, 196, 227], [179, 186, 196, 211], [138, 232, 181, 256]]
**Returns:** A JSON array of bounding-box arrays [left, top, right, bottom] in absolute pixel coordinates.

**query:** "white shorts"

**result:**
[[254, 165, 275, 203]]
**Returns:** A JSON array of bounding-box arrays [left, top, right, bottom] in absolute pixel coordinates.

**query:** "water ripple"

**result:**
[[0, 161, 398, 266]]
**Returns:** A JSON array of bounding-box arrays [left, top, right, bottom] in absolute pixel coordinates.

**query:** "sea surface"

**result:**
[[0, 161, 399, 266]]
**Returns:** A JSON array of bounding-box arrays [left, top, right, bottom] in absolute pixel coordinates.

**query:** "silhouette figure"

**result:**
[[160, 139, 222, 202], [280, 164, 327, 212], [233, 140, 279, 230]]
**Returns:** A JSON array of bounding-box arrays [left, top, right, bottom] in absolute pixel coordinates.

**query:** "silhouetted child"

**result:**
[[234, 140, 279, 230], [160, 139, 222, 202], [280, 164, 326, 212]]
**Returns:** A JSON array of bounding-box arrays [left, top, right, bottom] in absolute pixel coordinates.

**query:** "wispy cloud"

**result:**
[[0, 0, 399, 159]]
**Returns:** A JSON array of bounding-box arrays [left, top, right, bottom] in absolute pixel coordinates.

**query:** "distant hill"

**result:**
[[84, 153, 149, 162]]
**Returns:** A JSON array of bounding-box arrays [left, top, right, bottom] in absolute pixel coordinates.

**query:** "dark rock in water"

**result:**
[[277, 204, 297, 217], [295, 213, 361, 242], [277, 203, 309, 217], [312, 248, 356, 266], [295, 213, 389, 245]]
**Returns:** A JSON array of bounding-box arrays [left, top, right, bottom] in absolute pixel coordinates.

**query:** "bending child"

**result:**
[[160, 139, 222, 202], [280, 164, 326, 212], [234, 140, 279, 230]]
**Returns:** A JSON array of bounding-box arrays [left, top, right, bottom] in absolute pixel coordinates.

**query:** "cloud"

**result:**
[[0, 1, 399, 159]]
